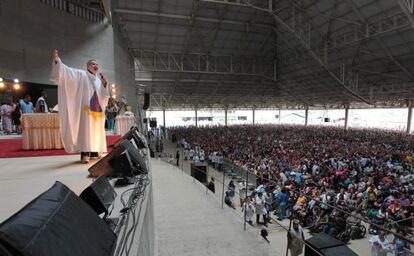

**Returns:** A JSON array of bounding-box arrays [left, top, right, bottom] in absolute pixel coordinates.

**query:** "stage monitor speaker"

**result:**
[[88, 129, 148, 178], [150, 120, 157, 128], [0, 182, 116, 256], [79, 176, 117, 217], [120, 127, 147, 149], [143, 93, 150, 110], [324, 118, 330, 122]]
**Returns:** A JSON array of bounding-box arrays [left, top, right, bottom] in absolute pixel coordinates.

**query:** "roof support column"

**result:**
[[278, 109, 281, 124], [407, 101, 413, 134], [252, 108, 256, 125], [305, 107, 309, 126], [195, 108, 198, 127], [224, 108, 228, 127], [344, 106, 349, 130], [163, 109, 166, 128]]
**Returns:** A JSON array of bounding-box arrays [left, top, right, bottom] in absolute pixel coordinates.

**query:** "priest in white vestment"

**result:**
[[50, 50, 109, 163]]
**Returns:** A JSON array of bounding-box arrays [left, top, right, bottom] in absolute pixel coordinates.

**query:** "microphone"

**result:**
[[99, 73, 107, 88]]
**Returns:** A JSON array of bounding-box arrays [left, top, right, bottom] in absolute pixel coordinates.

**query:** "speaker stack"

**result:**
[[149, 119, 157, 128], [0, 127, 149, 256], [88, 127, 148, 180], [143, 93, 150, 110], [0, 182, 116, 256]]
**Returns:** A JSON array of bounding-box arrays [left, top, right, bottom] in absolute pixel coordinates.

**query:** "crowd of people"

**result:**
[[0, 93, 46, 134], [0, 90, 132, 135], [104, 95, 131, 131], [171, 124, 414, 255]]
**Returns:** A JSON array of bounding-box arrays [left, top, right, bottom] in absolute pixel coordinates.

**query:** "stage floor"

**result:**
[[0, 155, 94, 222]]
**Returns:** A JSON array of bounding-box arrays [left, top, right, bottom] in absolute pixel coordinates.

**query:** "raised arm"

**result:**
[[50, 49, 83, 85]]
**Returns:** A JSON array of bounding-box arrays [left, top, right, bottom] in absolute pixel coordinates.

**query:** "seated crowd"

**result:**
[[170, 124, 414, 246]]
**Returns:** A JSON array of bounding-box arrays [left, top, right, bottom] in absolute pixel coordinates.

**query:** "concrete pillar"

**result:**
[[278, 109, 281, 124], [252, 108, 255, 125], [224, 108, 228, 126], [305, 107, 309, 126], [344, 107, 349, 130], [195, 109, 198, 127], [162, 109, 166, 128], [407, 101, 413, 134]]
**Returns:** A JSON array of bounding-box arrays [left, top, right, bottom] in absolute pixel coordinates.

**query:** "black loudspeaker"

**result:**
[[79, 176, 117, 217], [324, 117, 330, 122], [0, 182, 116, 256], [150, 119, 157, 128], [143, 93, 150, 110], [88, 128, 148, 178], [143, 118, 148, 123], [305, 233, 357, 256], [190, 163, 207, 183]]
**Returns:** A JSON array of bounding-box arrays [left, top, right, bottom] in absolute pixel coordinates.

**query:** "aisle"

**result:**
[[151, 159, 277, 256]]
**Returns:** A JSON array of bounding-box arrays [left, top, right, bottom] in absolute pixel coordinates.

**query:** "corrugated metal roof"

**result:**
[[114, 0, 414, 109]]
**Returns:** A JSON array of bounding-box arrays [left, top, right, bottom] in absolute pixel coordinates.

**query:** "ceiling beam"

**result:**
[[113, 8, 273, 29]]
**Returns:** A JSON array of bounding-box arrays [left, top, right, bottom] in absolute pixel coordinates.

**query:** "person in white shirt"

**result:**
[[369, 231, 392, 256], [254, 192, 268, 226], [242, 197, 255, 225]]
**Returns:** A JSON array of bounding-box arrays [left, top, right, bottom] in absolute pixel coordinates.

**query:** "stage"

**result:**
[[0, 155, 94, 222], [0, 134, 121, 158]]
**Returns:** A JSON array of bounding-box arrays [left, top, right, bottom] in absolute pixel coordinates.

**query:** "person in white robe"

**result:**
[[50, 50, 109, 163], [288, 220, 305, 256]]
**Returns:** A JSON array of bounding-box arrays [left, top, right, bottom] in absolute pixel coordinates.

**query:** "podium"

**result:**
[[190, 162, 207, 183]]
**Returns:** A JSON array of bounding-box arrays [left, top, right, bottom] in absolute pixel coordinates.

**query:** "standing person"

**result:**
[[206, 177, 215, 193], [393, 229, 410, 256], [288, 219, 305, 256], [50, 49, 109, 163], [19, 95, 34, 114], [105, 98, 118, 131], [117, 95, 127, 115], [11, 100, 21, 133], [255, 192, 268, 226], [35, 91, 49, 113], [242, 196, 255, 225], [0, 102, 16, 134], [176, 150, 180, 166], [369, 230, 392, 256], [277, 188, 288, 221]]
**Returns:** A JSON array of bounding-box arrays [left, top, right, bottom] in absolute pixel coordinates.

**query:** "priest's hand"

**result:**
[[52, 49, 60, 64], [99, 73, 108, 88]]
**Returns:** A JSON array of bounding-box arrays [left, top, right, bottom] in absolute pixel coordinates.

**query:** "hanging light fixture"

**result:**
[[13, 78, 20, 90]]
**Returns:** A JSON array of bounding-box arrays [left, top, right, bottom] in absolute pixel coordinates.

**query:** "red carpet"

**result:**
[[0, 135, 121, 158]]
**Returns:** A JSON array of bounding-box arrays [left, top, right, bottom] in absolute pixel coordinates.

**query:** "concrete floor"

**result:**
[[151, 159, 276, 256]]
